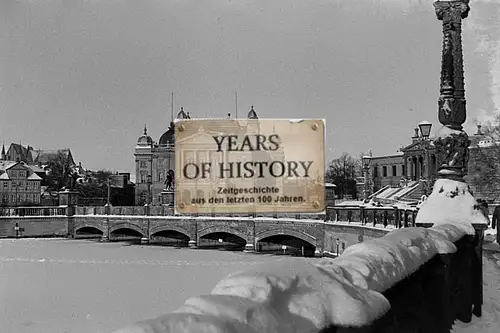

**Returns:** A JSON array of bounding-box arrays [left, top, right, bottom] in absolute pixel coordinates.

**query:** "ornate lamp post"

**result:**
[[416, 1, 488, 230], [147, 174, 152, 206], [362, 156, 372, 200], [418, 121, 432, 141], [418, 121, 432, 194]]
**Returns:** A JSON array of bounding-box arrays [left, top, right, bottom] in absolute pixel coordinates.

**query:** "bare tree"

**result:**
[[469, 115, 500, 202], [326, 152, 361, 199]]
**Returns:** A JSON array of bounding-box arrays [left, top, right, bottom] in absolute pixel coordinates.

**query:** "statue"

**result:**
[[164, 170, 175, 191], [65, 170, 79, 191]]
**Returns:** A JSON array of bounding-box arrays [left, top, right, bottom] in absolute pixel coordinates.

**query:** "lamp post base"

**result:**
[[415, 178, 488, 234]]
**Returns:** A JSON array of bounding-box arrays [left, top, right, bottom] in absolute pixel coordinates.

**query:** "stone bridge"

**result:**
[[0, 205, 415, 255], [71, 215, 330, 253]]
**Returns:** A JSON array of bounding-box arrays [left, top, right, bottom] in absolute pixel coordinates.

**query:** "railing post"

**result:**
[[472, 224, 487, 317], [104, 203, 111, 216], [393, 206, 400, 228], [141, 204, 150, 244]]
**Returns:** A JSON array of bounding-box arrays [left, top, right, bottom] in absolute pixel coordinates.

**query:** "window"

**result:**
[[2, 181, 8, 189], [392, 165, 397, 177], [139, 161, 147, 169], [382, 166, 387, 177], [401, 165, 405, 176], [19, 170, 26, 178], [140, 173, 147, 183], [373, 167, 378, 178]]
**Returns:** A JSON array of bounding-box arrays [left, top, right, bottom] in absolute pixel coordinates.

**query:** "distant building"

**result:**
[[134, 106, 280, 205], [109, 173, 135, 206], [0, 161, 42, 206], [361, 124, 499, 204], [3, 143, 75, 167]]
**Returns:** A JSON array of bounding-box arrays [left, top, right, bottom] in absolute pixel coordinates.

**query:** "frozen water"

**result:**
[[0, 238, 307, 333]]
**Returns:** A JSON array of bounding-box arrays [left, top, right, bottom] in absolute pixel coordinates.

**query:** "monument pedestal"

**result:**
[[161, 190, 174, 206], [59, 190, 79, 206], [58, 190, 79, 216]]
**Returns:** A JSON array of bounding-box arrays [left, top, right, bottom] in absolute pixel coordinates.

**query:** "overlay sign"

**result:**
[[174, 119, 325, 214]]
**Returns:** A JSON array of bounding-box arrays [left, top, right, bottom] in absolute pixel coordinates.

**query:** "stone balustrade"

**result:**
[[0, 205, 419, 225], [112, 222, 485, 333], [0, 206, 66, 217]]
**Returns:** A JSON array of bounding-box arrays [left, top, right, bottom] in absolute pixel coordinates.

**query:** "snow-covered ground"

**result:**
[[1, 234, 499, 333], [0, 239, 308, 333], [452, 242, 500, 332]]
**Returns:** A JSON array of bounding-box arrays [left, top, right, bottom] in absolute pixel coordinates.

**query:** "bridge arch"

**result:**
[[74, 224, 104, 234], [256, 228, 317, 248], [109, 223, 145, 237], [150, 225, 192, 240], [197, 227, 250, 244]]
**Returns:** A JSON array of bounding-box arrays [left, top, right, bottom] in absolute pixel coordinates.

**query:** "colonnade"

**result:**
[[404, 153, 437, 181]]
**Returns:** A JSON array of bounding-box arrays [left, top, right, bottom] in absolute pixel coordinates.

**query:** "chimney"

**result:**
[[476, 124, 482, 135]]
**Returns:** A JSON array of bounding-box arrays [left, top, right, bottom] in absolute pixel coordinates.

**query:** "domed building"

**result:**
[[134, 106, 269, 205]]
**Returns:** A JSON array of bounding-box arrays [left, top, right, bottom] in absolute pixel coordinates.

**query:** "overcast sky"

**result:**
[[1, 0, 499, 174]]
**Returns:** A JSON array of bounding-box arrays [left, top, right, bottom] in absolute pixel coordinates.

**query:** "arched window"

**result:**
[[183, 190, 191, 204]]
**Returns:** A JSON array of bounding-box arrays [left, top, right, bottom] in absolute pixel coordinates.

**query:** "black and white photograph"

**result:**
[[1, 1, 499, 332]]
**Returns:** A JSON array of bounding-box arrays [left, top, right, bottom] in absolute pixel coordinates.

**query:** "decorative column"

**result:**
[[416, 1, 488, 230]]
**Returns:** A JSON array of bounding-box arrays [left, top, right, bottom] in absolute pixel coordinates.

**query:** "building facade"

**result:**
[[133, 106, 304, 206], [0, 161, 42, 206], [364, 124, 499, 203]]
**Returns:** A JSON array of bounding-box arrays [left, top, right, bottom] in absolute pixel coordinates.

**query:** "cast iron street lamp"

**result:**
[[417, 1, 489, 244], [147, 174, 152, 205], [418, 120, 433, 140], [418, 121, 433, 189], [362, 155, 372, 200], [103, 177, 111, 206]]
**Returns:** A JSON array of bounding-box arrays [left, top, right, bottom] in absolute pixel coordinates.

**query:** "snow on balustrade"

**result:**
[[417, 179, 489, 235], [0, 206, 65, 217], [113, 223, 469, 333], [320, 226, 460, 293]]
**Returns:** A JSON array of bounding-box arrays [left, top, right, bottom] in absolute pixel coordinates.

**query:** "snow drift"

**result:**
[[113, 223, 473, 333]]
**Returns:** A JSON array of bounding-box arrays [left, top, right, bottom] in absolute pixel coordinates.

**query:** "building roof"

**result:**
[[7, 143, 33, 163], [28, 173, 42, 180], [247, 106, 258, 119], [0, 160, 18, 171], [28, 164, 46, 173], [0, 173, 10, 180], [31, 148, 73, 165], [158, 122, 175, 146], [137, 124, 153, 146]]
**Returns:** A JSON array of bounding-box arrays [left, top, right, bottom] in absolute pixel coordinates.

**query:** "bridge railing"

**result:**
[[326, 205, 418, 228], [72, 205, 329, 220], [1, 205, 418, 227], [0, 206, 66, 217]]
